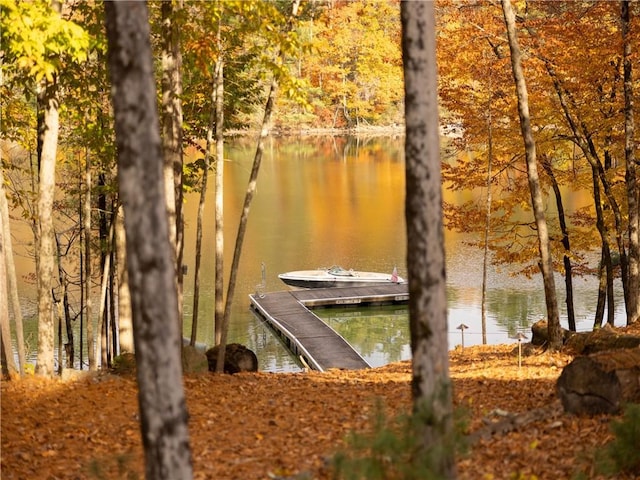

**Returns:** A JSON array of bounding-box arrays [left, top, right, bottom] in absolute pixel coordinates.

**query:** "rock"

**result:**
[[111, 352, 137, 376], [61, 368, 96, 382], [205, 343, 258, 374], [530, 319, 573, 346], [556, 356, 621, 415], [530, 320, 640, 355], [182, 345, 209, 373], [556, 349, 640, 415], [564, 324, 640, 355]]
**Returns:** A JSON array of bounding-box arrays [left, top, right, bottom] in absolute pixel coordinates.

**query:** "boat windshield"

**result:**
[[328, 265, 353, 277]]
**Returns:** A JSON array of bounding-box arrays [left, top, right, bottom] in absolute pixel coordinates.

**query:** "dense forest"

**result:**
[[1, 0, 638, 376]]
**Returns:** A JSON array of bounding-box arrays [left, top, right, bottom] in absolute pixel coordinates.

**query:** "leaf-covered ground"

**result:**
[[1, 343, 637, 480]]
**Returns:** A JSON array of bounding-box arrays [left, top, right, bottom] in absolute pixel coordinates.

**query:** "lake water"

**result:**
[[9, 135, 625, 372]]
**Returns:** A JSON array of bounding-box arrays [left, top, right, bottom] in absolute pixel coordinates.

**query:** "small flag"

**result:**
[[391, 266, 399, 283]]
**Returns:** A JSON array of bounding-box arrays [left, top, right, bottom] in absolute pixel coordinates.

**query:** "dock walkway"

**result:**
[[249, 284, 408, 371]]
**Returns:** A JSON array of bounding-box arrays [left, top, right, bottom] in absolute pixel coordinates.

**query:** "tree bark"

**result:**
[[622, 0, 639, 325], [35, 79, 59, 377], [84, 149, 96, 370], [481, 75, 494, 345], [501, 0, 562, 350], [542, 157, 576, 331], [0, 167, 26, 375], [214, 19, 225, 346], [401, 2, 456, 478], [104, 2, 193, 478], [0, 208, 18, 378], [161, 0, 185, 331], [116, 203, 133, 353], [190, 55, 219, 347]]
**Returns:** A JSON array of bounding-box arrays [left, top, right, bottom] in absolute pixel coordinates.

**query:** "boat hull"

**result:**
[[278, 268, 405, 289]]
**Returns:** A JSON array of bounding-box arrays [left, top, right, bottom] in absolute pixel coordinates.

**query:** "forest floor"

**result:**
[[2, 325, 640, 480]]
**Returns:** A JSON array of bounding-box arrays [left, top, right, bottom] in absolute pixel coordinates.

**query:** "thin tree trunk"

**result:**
[[592, 165, 615, 328], [501, 0, 561, 350], [594, 249, 608, 329], [161, 0, 185, 334], [481, 80, 494, 345], [54, 233, 74, 369], [0, 167, 26, 375], [104, 3, 193, 478], [214, 15, 225, 346], [35, 80, 59, 377], [216, 0, 301, 372], [191, 55, 222, 347], [401, 2, 456, 478], [99, 250, 110, 368], [115, 203, 133, 353], [98, 216, 115, 367], [0, 209, 18, 378], [84, 149, 95, 370], [622, 0, 639, 325], [542, 157, 576, 331]]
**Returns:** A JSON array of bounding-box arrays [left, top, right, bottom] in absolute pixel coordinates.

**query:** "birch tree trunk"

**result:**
[[214, 25, 225, 346], [161, 0, 185, 330], [84, 150, 96, 370], [622, 0, 639, 325], [0, 167, 26, 375], [35, 80, 59, 377], [501, 0, 562, 350], [104, 2, 193, 478], [401, 2, 456, 478], [116, 203, 133, 353], [0, 208, 18, 378]]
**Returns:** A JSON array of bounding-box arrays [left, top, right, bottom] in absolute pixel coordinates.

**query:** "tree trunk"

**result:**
[[214, 20, 225, 346], [35, 80, 59, 377], [622, 0, 639, 325], [401, 2, 456, 478], [104, 3, 193, 478], [161, 0, 185, 332], [0, 213, 18, 378], [501, 0, 562, 351], [592, 165, 616, 328], [115, 203, 133, 353], [98, 224, 111, 368], [54, 234, 74, 369], [216, 0, 301, 372], [84, 149, 95, 370], [190, 57, 218, 347], [0, 167, 26, 375], [481, 79, 494, 345], [594, 249, 608, 329], [542, 157, 576, 331]]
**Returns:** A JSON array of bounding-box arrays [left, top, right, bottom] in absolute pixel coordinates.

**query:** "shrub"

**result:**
[[595, 403, 640, 476], [331, 400, 468, 480]]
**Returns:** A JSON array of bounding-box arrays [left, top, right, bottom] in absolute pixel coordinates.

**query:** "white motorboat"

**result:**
[[278, 265, 405, 289]]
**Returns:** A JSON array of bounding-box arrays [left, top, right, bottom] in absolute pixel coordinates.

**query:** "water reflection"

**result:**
[[314, 305, 411, 368]]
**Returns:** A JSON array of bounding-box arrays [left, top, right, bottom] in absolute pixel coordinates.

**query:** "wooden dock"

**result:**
[[249, 283, 409, 371]]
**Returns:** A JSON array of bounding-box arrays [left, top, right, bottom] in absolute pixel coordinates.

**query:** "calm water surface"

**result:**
[[10, 136, 625, 372], [179, 136, 623, 372]]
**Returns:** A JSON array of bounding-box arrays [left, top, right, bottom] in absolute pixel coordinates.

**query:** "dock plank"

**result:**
[[249, 284, 409, 371]]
